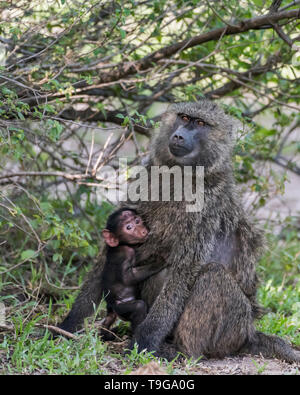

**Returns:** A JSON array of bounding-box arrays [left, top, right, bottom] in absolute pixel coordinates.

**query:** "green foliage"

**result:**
[[123, 343, 158, 368], [251, 359, 268, 375], [255, 228, 300, 346], [3, 324, 109, 374]]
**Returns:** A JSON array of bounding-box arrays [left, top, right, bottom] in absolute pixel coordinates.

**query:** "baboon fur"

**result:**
[[58, 100, 300, 363]]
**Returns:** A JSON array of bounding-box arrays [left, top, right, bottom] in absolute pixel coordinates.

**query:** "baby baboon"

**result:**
[[58, 100, 300, 364], [100, 208, 165, 340]]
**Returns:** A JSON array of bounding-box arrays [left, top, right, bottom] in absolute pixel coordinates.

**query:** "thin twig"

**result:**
[[279, 0, 300, 11], [272, 23, 293, 47], [0, 324, 14, 332], [0, 171, 88, 181], [0, 193, 42, 246], [92, 133, 114, 176], [44, 325, 79, 340], [0, 242, 48, 275], [44, 271, 80, 291], [97, 325, 123, 342], [85, 130, 95, 176]]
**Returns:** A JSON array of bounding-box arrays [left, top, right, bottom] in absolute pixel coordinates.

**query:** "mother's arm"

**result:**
[[131, 228, 218, 353]]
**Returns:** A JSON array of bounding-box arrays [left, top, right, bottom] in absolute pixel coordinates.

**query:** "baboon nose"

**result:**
[[173, 134, 184, 143]]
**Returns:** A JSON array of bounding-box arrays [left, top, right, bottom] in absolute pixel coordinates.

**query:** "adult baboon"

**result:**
[[58, 100, 300, 363]]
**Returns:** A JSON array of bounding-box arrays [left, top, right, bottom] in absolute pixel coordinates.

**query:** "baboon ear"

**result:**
[[160, 111, 177, 124], [102, 229, 119, 247]]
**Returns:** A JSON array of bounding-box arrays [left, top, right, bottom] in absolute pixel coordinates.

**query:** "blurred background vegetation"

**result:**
[[0, 0, 299, 374]]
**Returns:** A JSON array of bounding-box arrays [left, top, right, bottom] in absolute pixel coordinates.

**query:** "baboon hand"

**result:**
[[130, 335, 158, 354], [130, 320, 162, 353]]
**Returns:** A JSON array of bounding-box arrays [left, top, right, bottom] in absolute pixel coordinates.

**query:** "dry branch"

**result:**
[[0, 171, 90, 182], [92, 9, 300, 86], [5, 8, 299, 114], [0, 324, 14, 332], [44, 325, 79, 340]]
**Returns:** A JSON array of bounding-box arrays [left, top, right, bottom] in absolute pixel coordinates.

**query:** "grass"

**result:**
[[255, 223, 300, 346], [0, 322, 179, 375], [0, 224, 299, 375]]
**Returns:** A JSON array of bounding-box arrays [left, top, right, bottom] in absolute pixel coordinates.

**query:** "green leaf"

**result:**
[[119, 28, 126, 39], [21, 250, 37, 261], [53, 253, 63, 263]]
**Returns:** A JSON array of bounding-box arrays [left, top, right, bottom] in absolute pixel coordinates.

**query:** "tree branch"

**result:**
[[269, 0, 283, 13], [0, 171, 89, 182], [272, 23, 294, 47], [93, 9, 299, 86], [59, 107, 151, 137], [280, 0, 300, 11], [204, 53, 280, 98]]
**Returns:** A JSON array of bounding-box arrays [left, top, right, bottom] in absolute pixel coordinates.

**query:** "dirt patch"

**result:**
[[107, 340, 299, 375], [125, 355, 300, 375], [185, 355, 299, 375]]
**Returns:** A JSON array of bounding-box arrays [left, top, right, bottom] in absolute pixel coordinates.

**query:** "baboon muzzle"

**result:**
[[169, 127, 194, 157]]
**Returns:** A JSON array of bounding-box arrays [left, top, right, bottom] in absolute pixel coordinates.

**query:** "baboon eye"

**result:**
[[180, 114, 189, 122], [197, 120, 205, 127], [126, 224, 133, 230]]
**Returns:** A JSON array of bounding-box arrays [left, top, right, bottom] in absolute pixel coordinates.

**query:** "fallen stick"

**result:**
[[44, 325, 79, 340], [0, 324, 14, 331]]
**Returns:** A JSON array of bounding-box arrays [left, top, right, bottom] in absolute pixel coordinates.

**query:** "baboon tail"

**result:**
[[241, 331, 300, 364], [57, 252, 106, 333]]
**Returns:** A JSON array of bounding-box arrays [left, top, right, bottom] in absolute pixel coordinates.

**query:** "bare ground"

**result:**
[[107, 339, 300, 375], [183, 355, 299, 375], [127, 355, 300, 375]]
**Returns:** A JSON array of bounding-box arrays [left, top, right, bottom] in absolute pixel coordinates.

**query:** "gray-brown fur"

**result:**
[[58, 100, 300, 363]]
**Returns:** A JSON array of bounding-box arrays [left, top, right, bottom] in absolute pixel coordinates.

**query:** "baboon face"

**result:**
[[168, 113, 211, 162], [154, 101, 234, 170], [102, 209, 149, 247]]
